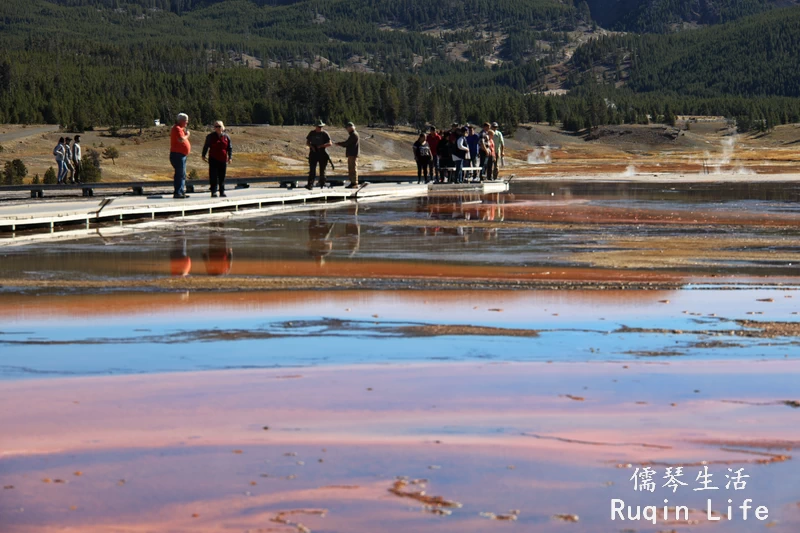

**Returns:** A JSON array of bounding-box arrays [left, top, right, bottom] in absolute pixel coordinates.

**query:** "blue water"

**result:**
[[1, 288, 798, 379]]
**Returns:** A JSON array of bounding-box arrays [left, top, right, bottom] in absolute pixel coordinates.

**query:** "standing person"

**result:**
[[412, 133, 432, 184], [447, 125, 460, 182], [466, 125, 480, 180], [426, 126, 441, 181], [72, 135, 82, 184], [436, 130, 451, 183], [306, 120, 332, 190], [170, 113, 191, 199], [452, 127, 470, 184], [491, 122, 505, 180], [335, 122, 360, 189], [63, 137, 75, 184], [202, 121, 233, 198], [482, 130, 496, 182], [479, 123, 491, 179], [53, 137, 68, 184]]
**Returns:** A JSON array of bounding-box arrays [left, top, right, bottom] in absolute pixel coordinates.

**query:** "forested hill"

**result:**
[[2, 0, 800, 133], [38, 0, 581, 30], [585, 0, 799, 33], [571, 7, 800, 98]]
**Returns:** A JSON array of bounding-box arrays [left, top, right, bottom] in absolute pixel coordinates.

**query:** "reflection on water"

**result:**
[[2, 181, 800, 533], [1, 181, 799, 280], [511, 180, 800, 205], [169, 233, 192, 277], [1, 288, 798, 379], [2, 363, 799, 532], [202, 227, 233, 276]]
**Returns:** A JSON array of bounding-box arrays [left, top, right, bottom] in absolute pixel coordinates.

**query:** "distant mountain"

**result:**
[[1, 0, 800, 132], [586, 0, 799, 32]]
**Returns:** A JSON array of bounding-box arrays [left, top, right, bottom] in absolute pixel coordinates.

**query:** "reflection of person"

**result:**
[[335, 122, 360, 188], [170, 113, 191, 199], [202, 121, 233, 198], [202, 233, 233, 276], [307, 210, 334, 266], [343, 204, 361, 257], [306, 120, 333, 190], [169, 237, 192, 277]]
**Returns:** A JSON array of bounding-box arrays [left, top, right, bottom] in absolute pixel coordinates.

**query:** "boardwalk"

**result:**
[[0, 181, 508, 234]]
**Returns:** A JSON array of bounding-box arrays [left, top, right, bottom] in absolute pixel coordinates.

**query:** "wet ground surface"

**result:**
[[1, 180, 799, 532]]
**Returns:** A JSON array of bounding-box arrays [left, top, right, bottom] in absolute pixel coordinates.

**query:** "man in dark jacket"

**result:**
[[336, 121, 360, 188], [202, 121, 233, 197], [306, 120, 333, 190]]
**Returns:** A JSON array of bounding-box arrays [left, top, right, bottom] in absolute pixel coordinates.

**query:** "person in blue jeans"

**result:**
[[170, 113, 191, 198], [169, 152, 187, 196], [53, 137, 68, 184]]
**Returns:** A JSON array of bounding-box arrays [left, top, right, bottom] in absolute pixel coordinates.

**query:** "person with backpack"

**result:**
[[491, 122, 505, 180], [63, 137, 76, 184], [335, 122, 360, 188], [53, 137, 69, 185], [202, 121, 233, 198], [72, 136, 82, 184], [413, 133, 433, 184]]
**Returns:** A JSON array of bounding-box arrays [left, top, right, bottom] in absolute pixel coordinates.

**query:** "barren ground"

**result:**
[[2, 121, 800, 183]]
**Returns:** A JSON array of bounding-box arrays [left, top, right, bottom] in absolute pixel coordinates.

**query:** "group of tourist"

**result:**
[[172, 114, 505, 195], [52, 136, 82, 184], [166, 114, 502, 198], [414, 122, 505, 184], [50, 115, 505, 197]]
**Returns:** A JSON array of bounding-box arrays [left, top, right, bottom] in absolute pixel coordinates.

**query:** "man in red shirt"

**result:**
[[202, 121, 233, 198], [426, 125, 441, 181], [170, 113, 191, 199]]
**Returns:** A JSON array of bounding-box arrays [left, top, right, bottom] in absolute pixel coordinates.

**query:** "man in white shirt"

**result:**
[[452, 127, 470, 184], [72, 136, 83, 184]]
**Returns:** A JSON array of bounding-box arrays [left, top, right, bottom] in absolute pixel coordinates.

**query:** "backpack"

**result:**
[[418, 143, 431, 158]]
